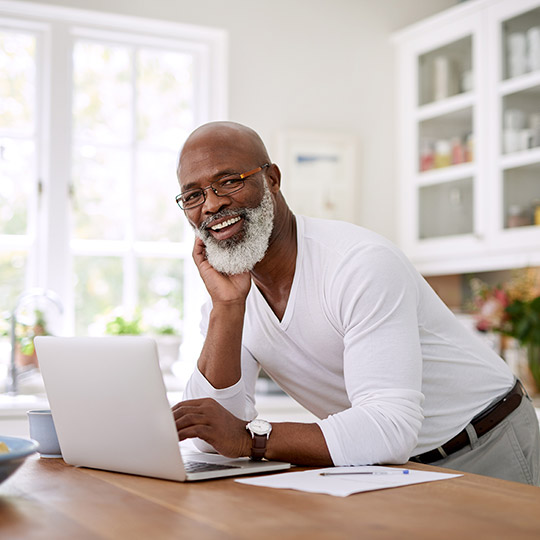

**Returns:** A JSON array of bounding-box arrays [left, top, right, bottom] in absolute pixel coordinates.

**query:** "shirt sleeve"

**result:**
[[317, 244, 425, 465], [182, 300, 260, 452], [183, 348, 260, 422]]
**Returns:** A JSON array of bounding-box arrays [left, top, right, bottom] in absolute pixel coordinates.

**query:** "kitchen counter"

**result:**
[[2, 456, 540, 538], [0, 393, 49, 437], [0, 389, 316, 438]]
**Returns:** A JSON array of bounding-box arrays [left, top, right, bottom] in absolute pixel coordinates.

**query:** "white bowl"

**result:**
[[0, 436, 39, 485]]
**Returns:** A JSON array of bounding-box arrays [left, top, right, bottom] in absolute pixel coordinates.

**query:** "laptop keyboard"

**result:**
[[184, 461, 241, 473]]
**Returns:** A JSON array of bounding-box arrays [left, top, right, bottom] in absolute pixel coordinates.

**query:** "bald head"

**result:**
[[175, 121, 295, 275], [177, 121, 271, 184]]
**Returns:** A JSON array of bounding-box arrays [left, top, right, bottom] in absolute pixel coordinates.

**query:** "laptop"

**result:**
[[34, 336, 290, 481]]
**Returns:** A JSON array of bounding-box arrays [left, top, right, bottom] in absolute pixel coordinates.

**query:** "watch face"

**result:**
[[249, 419, 272, 436]]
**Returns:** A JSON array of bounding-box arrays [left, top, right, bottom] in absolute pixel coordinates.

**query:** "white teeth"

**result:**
[[210, 216, 241, 231]]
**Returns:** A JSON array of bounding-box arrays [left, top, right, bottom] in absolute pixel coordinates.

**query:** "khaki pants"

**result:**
[[429, 394, 540, 485]]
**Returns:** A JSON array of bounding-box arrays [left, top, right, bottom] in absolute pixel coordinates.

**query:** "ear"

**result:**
[[266, 163, 282, 193]]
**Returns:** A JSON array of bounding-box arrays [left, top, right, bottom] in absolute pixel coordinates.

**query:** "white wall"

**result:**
[[16, 0, 456, 242]]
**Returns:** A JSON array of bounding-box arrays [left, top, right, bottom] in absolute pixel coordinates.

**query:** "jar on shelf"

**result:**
[[503, 109, 526, 153], [433, 56, 459, 101], [464, 133, 474, 162], [434, 140, 451, 168], [507, 32, 527, 78], [451, 137, 465, 164], [507, 205, 532, 228], [532, 199, 540, 226], [530, 113, 540, 148], [419, 140, 434, 171], [460, 69, 473, 93], [527, 26, 540, 72]]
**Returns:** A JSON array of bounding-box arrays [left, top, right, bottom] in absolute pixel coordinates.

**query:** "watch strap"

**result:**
[[250, 433, 268, 461]]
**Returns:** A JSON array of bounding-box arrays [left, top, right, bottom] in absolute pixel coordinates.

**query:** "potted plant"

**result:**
[[15, 309, 49, 368], [104, 313, 144, 336], [470, 269, 540, 393], [504, 297, 540, 388], [143, 305, 182, 374], [98, 306, 182, 373]]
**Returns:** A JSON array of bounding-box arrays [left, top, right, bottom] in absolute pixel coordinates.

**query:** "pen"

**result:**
[[320, 470, 410, 476]]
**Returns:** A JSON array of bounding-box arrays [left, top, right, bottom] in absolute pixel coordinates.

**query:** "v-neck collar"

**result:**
[[251, 216, 304, 331]]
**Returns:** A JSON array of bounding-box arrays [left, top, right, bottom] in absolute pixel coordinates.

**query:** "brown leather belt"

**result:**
[[410, 380, 524, 464]]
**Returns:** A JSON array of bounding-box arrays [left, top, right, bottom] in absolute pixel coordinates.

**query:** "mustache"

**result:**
[[198, 208, 248, 233]]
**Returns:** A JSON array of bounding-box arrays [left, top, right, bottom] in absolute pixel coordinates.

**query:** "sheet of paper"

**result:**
[[235, 466, 462, 497]]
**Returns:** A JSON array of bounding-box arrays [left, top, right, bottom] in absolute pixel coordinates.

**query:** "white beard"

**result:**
[[195, 181, 274, 275]]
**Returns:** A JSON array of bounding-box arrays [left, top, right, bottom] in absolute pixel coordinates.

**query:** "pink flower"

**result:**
[[474, 288, 509, 332]]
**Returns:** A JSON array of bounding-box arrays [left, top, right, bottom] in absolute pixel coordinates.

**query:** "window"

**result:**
[[70, 38, 194, 335], [0, 2, 225, 365], [0, 27, 38, 311]]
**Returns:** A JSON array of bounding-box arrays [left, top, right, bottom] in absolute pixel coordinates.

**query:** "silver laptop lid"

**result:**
[[35, 336, 187, 482]]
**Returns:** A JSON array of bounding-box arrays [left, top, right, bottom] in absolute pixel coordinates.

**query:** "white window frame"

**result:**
[[0, 0, 226, 361]]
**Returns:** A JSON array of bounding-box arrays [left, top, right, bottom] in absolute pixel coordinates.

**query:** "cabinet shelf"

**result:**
[[501, 147, 540, 169], [417, 162, 475, 187], [501, 224, 540, 235], [417, 92, 474, 121], [500, 70, 540, 96]]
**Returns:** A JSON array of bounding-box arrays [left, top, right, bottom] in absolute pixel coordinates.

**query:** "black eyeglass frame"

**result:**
[[175, 163, 270, 210]]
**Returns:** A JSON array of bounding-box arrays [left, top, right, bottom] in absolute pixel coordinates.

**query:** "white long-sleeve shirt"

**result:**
[[184, 215, 514, 465]]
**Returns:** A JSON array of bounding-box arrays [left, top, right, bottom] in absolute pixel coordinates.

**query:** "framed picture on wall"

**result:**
[[276, 131, 357, 222]]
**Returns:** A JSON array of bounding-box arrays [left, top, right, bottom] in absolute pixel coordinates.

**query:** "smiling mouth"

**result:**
[[209, 216, 242, 231]]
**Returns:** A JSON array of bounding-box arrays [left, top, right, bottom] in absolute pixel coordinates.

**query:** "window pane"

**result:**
[[72, 41, 132, 144], [0, 251, 27, 311], [0, 138, 34, 235], [136, 150, 183, 242], [137, 48, 194, 150], [419, 178, 474, 239], [72, 144, 130, 240], [0, 29, 36, 238], [74, 255, 123, 335], [69, 34, 205, 341], [138, 257, 183, 333], [0, 30, 35, 133]]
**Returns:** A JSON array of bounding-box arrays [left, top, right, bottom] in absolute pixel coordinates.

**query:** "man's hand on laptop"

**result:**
[[172, 398, 251, 458]]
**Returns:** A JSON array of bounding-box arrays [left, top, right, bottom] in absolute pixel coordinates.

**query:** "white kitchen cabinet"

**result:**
[[394, 0, 540, 275]]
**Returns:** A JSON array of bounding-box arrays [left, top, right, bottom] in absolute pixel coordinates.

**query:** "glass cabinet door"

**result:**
[[499, 5, 540, 232], [415, 33, 476, 242]]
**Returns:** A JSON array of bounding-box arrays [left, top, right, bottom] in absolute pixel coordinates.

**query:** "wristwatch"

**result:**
[[246, 419, 272, 461]]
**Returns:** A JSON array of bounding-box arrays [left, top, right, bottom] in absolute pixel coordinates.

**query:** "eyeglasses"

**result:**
[[176, 163, 270, 210]]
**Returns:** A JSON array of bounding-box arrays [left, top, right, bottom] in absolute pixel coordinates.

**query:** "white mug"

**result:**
[[27, 409, 62, 458], [503, 130, 521, 154], [504, 109, 526, 130], [507, 32, 527, 77], [433, 56, 458, 101], [527, 27, 540, 72]]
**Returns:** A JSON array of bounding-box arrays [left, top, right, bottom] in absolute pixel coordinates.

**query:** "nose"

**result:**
[[201, 187, 231, 215]]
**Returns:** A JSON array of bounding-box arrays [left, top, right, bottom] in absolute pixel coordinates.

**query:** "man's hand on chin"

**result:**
[[192, 237, 252, 305]]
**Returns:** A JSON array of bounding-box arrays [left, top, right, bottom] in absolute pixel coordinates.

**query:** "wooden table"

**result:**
[[1, 457, 540, 539]]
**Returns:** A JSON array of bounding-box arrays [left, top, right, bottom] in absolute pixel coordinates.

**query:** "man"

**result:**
[[172, 121, 540, 484]]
